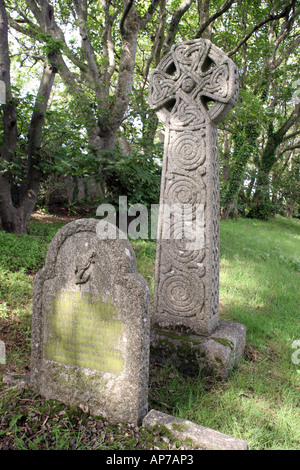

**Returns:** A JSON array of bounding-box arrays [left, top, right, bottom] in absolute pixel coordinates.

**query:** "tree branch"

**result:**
[[25, 0, 58, 194], [25, 0, 44, 28], [277, 142, 300, 158], [101, 0, 118, 84], [142, 0, 166, 89], [163, 0, 195, 55], [73, 0, 100, 87], [8, 3, 89, 75], [140, 0, 161, 29], [279, 103, 300, 137], [194, 0, 236, 39], [228, 4, 292, 57], [120, 0, 134, 37], [269, 34, 300, 70], [276, 136, 300, 164], [8, 15, 41, 39], [283, 129, 300, 142], [0, 0, 18, 164]]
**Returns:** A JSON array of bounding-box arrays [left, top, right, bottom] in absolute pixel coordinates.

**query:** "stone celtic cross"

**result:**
[[149, 39, 239, 336]]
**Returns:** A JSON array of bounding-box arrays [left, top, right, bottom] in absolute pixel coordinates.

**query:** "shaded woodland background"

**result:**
[[0, 0, 299, 234]]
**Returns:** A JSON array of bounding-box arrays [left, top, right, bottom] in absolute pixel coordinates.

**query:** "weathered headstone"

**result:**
[[30, 219, 151, 425], [149, 39, 245, 376]]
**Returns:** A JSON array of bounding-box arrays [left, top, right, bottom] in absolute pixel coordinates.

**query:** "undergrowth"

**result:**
[[0, 213, 299, 450]]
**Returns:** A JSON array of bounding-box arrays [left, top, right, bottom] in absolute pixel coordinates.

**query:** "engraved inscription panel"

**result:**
[[45, 291, 124, 374]]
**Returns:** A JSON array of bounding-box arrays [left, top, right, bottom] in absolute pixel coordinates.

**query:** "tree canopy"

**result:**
[[0, 0, 299, 233]]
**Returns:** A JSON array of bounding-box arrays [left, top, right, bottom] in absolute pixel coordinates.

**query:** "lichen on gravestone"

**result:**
[[30, 219, 151, 425]]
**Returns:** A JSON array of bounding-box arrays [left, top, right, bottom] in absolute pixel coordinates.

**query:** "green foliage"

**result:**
[[3, 0, 299, 224], [36, 33, 64, 58], [0, 221, 64, 273], [0, 88, 36, 181], [99, 144, 162, 209], [247, 198, 276, 220], [272, 152, 300, 218], [221, 122, 260, 214], [234, 89, 268, 125], [1, 216, 300, 449]]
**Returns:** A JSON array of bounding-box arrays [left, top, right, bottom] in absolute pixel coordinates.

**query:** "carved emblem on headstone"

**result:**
[[149, 39, 239, 335], [75, 251, 96, 285]]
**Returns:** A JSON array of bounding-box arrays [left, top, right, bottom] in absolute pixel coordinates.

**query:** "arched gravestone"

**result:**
[[30, 219, 151, 425], [149, 39, 239, 336]]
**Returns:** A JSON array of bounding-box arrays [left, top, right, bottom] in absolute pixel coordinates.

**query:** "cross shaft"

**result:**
[[149, 39, 239, 335]]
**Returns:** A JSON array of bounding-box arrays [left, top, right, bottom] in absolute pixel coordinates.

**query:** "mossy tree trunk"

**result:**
[[248, 104, 300, 219], [221, 122, 260, 220], [0, 0, 57, 234]]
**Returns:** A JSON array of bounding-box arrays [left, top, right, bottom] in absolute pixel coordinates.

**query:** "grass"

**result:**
[[219, 217, 300, 348], [0, 212, 299, 450]]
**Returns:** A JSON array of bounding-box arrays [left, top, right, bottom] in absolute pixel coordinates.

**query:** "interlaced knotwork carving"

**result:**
[[149, 39, 239, 335]]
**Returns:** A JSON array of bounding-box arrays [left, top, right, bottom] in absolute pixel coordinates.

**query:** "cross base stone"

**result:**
[[150, 320, 246, 379]]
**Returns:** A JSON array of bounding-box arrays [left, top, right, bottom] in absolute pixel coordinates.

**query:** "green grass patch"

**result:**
[[131, 239, 156, 295], [219, 216, 300, 347], [150, 216, 300, 450], [0, 214, 299, 449], [0, 220, 66, 273]]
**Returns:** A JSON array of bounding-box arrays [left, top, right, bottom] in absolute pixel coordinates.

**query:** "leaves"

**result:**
[[1, 0, 299, 226]]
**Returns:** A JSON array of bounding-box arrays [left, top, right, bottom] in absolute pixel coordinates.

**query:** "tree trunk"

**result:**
[[197, 0, 212, 40], [0, 0, 57, 233], [221, 122, 259, 220], [248, 104, 299, 219], [0, 193, 36, 234], [0, 0, 18, 232], [286, 202, 294, 218], [221, 201, 235, 221]]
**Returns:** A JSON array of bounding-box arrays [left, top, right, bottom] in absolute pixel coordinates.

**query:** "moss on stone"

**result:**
[[153, 330, 203, 362], [171, 421, 189, 432], [157, 329, 203, 345], [183, 437, 196, 448], [211, 337, 234, 350], [148, 420, 201, 449], [151, 423, 177, 441]]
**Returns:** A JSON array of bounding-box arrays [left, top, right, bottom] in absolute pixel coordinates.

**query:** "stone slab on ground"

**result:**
[[150, 320, 246, 378], [2, 374, 30, 389], [143, 409, 249, 450]]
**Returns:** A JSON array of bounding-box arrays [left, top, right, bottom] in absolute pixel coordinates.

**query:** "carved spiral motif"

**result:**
[[165, 174, 206, 206], [170, 132, 206, 170], [161, 273, 204, 317], [165, 239, 206, 270]]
